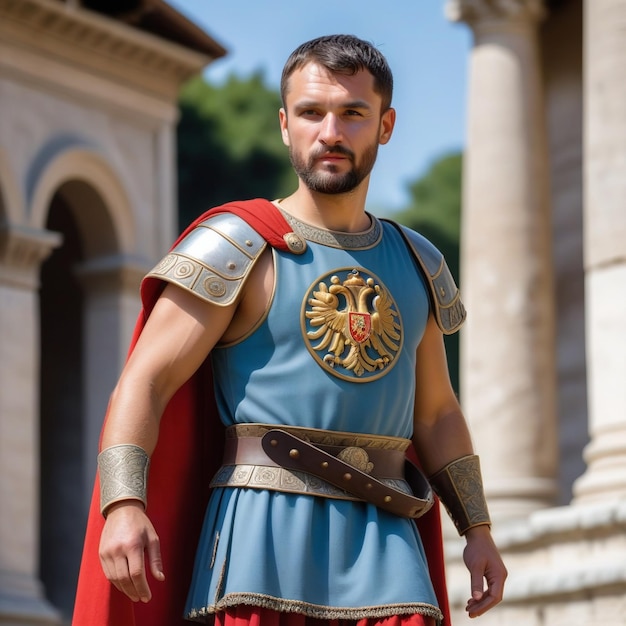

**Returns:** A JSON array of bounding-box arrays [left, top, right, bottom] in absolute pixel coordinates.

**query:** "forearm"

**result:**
[[413, 407, 491, 535], [100, 375, 166, 454], [97, 368, 174, 516], [412, 406, 474, 475]]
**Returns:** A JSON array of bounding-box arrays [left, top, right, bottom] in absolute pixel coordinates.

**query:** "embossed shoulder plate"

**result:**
[[301, 267, 403, 383], [146, 213, 267, 306], [381, 220, 466, 334]]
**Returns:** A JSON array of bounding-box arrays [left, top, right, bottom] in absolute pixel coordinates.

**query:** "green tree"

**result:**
[[392, 152, 463, 394], [177, 72, 296, 230]]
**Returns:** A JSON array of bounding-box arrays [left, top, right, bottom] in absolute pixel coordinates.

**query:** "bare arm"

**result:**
[[98, 246, 273, 603], [99, 283, 238, 603], [101, 283, 236, 451], [412, 315, 507, 618], [412, 316, 472, 472]]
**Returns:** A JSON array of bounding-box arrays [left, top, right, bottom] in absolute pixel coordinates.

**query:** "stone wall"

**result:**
[[0, 1, 219, 622]]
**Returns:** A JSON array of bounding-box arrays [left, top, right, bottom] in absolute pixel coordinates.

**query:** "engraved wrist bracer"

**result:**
[[97, 444, 150, 517], [428, 454, 491, 536]]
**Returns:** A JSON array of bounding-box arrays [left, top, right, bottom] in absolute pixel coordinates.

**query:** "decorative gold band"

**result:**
[[97, 444, 149, 517], [211, 463, 414, 502], [225, 423, 412, 452], [428, 454, 491, 535]]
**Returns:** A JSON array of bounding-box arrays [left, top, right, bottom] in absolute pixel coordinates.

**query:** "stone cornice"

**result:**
[[0, 0, 217, 99], [445, 500, 626, 604], [75, 254, 154, 293], [0, 223, 62, 289], [446, 0, 546, 25]]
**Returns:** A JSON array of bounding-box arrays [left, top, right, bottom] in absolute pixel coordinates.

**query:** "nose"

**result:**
[[318, 113, 342, 146]]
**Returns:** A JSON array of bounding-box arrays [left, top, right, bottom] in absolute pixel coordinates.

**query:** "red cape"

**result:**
[[73, 199, 451, 626]]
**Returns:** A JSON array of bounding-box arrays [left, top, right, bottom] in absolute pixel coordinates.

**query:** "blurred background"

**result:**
[[2, 1, 625, 624]]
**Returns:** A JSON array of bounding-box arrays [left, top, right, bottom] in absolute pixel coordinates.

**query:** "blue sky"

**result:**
[[171, 1, 472, 214]]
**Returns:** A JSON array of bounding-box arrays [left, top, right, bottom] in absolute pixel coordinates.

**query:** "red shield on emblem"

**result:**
[[348, 312, 372, 343]]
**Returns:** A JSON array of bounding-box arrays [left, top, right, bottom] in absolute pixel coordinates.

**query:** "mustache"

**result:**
[[311, 145, 355, 160]]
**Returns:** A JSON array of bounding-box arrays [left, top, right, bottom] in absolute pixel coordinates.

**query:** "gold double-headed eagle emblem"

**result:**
[[301, 268, 403, 382]]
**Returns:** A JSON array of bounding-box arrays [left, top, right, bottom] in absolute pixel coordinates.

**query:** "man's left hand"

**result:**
[[462, 525, 507, 618]]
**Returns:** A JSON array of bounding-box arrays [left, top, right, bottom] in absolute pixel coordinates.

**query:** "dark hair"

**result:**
[[280, 34, 393, 111]]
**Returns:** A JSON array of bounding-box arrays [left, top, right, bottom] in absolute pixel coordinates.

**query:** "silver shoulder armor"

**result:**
[[388, 221, 466, 334], [145, 213, 268, 307]]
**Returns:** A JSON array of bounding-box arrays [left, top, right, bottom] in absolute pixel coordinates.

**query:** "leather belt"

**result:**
[[222, 436, 406, 477], [211, 426, 434, 519]]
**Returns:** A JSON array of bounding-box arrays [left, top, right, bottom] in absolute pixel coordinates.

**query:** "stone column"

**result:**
[[447, 0, 558, 521], [0, 224, 61, 625], [573, 0, 626, 503]]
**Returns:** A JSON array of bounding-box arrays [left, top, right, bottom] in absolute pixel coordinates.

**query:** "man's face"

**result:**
[[279, 63, 395, 195]]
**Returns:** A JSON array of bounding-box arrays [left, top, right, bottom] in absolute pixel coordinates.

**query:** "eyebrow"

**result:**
[[294, 99, 372, 111]]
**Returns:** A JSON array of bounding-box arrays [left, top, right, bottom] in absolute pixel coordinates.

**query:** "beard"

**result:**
[[289, 140, 380, 195]]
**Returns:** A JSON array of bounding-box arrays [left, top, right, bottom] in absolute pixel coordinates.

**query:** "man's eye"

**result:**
[[345, 110, 363, 117]]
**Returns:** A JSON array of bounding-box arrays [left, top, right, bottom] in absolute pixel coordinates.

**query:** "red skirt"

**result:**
[[215, 606, 436, 626]]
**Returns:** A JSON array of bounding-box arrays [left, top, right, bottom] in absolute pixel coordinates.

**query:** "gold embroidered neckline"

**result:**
[[277, 208, 382, 250]]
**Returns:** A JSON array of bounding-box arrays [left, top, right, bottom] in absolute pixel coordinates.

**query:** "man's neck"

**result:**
[[278, 182, 371, 233]]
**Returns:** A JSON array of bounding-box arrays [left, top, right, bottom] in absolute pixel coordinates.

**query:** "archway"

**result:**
[[39, 180, 118, 619]]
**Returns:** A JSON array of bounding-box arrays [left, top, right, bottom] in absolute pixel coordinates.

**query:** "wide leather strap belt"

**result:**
[[222, 435, 406, 477], [212, 426, 434, 519]]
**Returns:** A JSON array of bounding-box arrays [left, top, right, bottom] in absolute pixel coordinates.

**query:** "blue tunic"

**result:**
[[184, 214, 442, 622]]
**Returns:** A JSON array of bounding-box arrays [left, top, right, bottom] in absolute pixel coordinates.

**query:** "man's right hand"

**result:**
[[99, 501, 165, 603]]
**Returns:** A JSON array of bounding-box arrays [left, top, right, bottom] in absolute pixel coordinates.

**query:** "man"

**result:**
[[74, 35, 506, 626]]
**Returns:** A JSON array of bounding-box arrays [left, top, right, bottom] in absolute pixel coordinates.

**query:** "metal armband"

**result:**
[[97, 444, 150, 517], [428, 454, 491, 535]]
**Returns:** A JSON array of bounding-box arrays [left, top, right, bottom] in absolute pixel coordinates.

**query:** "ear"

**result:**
[[279, 108, 290, 147], [379, 107, 396, 145]]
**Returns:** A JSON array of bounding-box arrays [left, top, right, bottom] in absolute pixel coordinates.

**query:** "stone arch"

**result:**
[[33, 147, 147, 619], [28, 143, 136, 256], [0, 147, 25, 223]]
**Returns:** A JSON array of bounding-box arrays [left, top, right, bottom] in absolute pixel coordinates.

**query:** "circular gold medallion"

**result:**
[[301, 267, 403, 382]]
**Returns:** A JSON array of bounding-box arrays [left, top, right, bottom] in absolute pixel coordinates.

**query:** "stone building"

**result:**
[[0, 0, 224, 622], [1, 0, 625, 625], [443, 0, 626, 624]]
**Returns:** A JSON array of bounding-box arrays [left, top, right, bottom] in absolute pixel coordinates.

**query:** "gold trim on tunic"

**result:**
[[187, 592, 443, 624]]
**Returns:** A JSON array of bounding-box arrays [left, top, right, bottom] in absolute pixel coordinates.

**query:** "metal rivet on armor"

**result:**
[[289, 448, 300, 459], [283, 232, 307, 255], [343, 473, 352, 481], [384, 495, 392, 503], [245, 239, 253, 247], [321, 461, 329, 469], [366, 483, 373, 489], [270, 439, 278, 447], [440, 287, 446, 297], [227, 261, 236, 270]]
